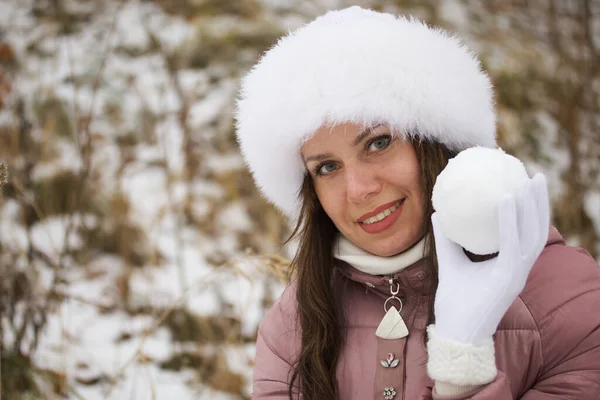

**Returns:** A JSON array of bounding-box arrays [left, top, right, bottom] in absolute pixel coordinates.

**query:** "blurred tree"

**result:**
[[468, 0, 600, 257]]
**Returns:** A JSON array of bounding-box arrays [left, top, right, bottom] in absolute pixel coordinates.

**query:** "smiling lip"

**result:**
[[357, 199, 404, 223], [357, 199, 405, 235]]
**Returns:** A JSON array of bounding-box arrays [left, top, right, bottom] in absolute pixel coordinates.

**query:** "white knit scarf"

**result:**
[[333, 234, 429, 276]]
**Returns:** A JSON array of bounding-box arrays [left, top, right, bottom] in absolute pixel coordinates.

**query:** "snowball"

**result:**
[[431, 147, 529, 255]]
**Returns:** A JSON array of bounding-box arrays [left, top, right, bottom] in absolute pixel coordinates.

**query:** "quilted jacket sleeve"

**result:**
[[252, 286, 300, 400], [518, 256, 600, 399]]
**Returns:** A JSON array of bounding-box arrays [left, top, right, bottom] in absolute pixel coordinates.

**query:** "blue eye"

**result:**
[[316, 162, 338, 176], [368, 136, 391, 151]]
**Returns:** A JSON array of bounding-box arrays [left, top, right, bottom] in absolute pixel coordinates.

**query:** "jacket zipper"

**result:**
[[386, 276, 400, 296]]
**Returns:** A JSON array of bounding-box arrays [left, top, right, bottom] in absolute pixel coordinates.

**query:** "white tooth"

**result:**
[[362, 201, 404, 225]]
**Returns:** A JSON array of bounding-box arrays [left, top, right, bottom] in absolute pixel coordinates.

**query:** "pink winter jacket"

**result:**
[[252, 226, 600, 399]]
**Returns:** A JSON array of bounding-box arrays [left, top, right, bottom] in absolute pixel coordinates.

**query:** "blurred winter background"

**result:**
[[0, 0, 597, 399]]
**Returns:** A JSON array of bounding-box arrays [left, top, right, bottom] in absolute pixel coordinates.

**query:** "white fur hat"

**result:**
[[236, 6, 496, 219]]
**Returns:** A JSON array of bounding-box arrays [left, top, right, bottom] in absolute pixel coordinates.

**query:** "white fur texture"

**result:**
[[236, 6, 496, 218], [427, 325, 497, 386], [432, 147, 529, 254]]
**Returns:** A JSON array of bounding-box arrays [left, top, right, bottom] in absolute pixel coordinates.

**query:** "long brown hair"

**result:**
[[286, 136, 457, 399]]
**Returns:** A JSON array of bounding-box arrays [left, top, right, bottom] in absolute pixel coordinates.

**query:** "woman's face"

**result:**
[[301, 123, 425, 257]]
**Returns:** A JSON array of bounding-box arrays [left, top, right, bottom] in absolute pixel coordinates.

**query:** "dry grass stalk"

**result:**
[[0, 162, 6, 212], [0, 163, 7, 189]]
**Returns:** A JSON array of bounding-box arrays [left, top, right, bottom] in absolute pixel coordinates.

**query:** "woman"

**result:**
[[236, 6, 600, 400]]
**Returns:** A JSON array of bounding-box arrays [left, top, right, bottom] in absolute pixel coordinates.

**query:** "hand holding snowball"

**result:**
[[426, 148, 550, 387]]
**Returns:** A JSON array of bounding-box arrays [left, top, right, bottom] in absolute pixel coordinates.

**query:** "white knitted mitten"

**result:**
[[427, 173, 550, 387]]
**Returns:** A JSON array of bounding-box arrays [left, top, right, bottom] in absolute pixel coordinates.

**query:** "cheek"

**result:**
[[389, 162, 426, 218], [388, 160, 421, 194], [315, 181, 348, 224], [314, 182, 335, 210]]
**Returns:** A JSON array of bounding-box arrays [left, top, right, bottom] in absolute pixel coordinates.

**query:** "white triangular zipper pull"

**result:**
[[376, 306, 409, 340]]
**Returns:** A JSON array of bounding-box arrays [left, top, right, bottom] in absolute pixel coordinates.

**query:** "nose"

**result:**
[[345, 165, 382, 204]]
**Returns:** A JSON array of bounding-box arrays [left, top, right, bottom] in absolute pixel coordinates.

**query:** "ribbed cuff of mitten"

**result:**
[[426, 325, 497, 386], [434, 381, 481, 397]]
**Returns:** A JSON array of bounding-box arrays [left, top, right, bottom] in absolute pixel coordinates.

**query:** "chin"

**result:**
[[371, 246, 407, 257], [363, 240, 410, 257], [368, 228, 425, 256]]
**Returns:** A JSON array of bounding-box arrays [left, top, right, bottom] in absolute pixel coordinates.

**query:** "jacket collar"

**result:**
[[335, 257, 435, 297]]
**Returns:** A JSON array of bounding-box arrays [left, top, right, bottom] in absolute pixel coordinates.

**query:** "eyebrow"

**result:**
[[352, 123, 382, 146], [303, 124, 384, 164]]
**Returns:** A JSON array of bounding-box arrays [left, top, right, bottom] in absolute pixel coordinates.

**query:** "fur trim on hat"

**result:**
[[236, 6, 496, 219]]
